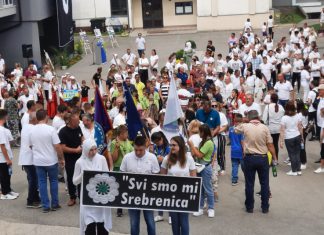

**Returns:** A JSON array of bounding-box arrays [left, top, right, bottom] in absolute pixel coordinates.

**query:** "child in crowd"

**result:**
[[81, 80, 90, 103], [0, 109, 19, 199], [228, 113, 244, 186]]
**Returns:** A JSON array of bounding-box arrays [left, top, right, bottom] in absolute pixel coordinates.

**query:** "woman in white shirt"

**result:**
[[262, 93, 284, 160], [138, 52, 150, 85], [310, 57, 321, 83], [160, 136, 196, 235], [215, 102, 228, 173], [300, 65, 311, 102], [267, 15, 274, 39], [149, 49, 159, 72], [281, 58, 292, 81], [296, 100, 308, 170], [11, 63, 23, 84], [73, 139, 112, 235], [280, 101, 303, 176]]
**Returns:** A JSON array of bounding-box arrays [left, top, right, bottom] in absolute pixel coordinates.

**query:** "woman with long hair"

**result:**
[[226, 89, 240, 126], [161, 136, 196, 235], [188, 124, 215, 218], [254, 69, 266, 104], [280, 101, 303, 176], [262, 93, 285, 159], [296, 100, 308, 169]]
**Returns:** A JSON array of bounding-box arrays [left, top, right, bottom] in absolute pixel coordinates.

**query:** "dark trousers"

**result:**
[[268, 27, 273, 39], [24, 165, 40, 204], [243, 155, 269, 210], [279, 99, 288, 108], [271, 71, 277, 86], [138, 49, 144, 58], [292, 72, 301, 93], [139, 69, 149, 86], [300, 131, 307, 164], [285, 135, 301, 172], [65, 157, 79, 200], [44, 90, 49, 101], [271, 133, 280, 160], [0, 163, 11, 195], [85, 222, 109, 235], [309, 111, 320, 138], [169, 212, 189, 235], [217, 135, 226, 171]]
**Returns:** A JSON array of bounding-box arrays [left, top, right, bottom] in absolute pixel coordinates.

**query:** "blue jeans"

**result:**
[[278, 99, 288, 108], [243, 155, 269, 211], [36, 164, 59, 209], [128, 209, 155, 235], [231, 158, 244, 183], [198, 165, 214, 209], [23, 165, 40, 205], [169, 212, 189, 235]]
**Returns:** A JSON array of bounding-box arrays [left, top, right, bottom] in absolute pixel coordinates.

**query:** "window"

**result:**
[[110, 0, 127, 16], [175, 2, 193, 15]]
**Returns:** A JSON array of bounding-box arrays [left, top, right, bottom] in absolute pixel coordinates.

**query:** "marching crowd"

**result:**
[[1, 15, 324, 235]]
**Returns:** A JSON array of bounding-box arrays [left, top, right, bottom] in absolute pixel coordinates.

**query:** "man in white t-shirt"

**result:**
[[120, 136, 159, 235], [239, 94, 262, 118], [52, 104, 68, 131], [229, 54, 243, 74], [18, 86, 34, 117], [259, 57, 273, 88], [0, 109, 18, 200], [122, 49, 136, 67], [21, 100, 36, 128], [18, 112, 41, 206], [28, 109, 64, 212], [135, 33, 146, 57], [178, 82, 192, 110], [274, 73, 293, 107]]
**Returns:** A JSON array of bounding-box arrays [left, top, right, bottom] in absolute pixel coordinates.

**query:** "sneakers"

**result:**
[[9, 191, 19, 197], [283, 158, 290, 164], [0, 194, 17, 200], [301, 164, 307, 170], [193, 209, 204, 217], [286, 171, 298, 176], [297, 171, 302, 176], [314, 167, 324, 173], [42, 208, 50, 213], [287, 162, 291, 166], [232, 181, 238, 186], [26, 202, 42, 209], [51, 205, 62, 211], [207, 209, 215, 218], [154, 215, 164, 222]]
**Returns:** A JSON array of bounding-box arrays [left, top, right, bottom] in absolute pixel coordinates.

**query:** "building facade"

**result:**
[[73, 0, 273, 31]]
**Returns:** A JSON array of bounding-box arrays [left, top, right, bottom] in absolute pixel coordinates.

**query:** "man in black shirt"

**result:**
[[91, 67, 102, 88], [59, 113, 83, 206]]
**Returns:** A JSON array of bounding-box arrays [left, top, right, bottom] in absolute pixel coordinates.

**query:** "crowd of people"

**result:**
[[0, 15, 324, 235]]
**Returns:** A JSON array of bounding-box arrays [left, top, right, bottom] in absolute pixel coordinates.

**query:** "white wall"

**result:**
[[218, 0, 249, 15], [256, 0, 270, 13], [72, 0, 111, 27], [197, 0, 211, 16]]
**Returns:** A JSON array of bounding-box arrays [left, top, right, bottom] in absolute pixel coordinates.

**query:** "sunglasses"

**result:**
[[211, 105, 217, 108]]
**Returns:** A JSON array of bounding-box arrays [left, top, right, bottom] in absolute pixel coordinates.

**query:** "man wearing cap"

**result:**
[[235, 110, 277, 214]]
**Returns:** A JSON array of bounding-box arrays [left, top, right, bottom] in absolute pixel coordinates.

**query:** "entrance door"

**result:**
[[142, 0, 163, 28]]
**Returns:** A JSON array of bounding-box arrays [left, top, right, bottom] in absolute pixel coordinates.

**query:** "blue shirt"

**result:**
[[177, 73, 188, 84], [196, 109, 220, 129], [228, 126, 244, 159]]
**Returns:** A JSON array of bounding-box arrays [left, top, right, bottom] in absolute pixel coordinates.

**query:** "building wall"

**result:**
[[163, 0, 197, 27], [133, 0, 143, 28], [20, 0, 55, 21], [272, 0, 292, 7], [0, 22, 41, 68]]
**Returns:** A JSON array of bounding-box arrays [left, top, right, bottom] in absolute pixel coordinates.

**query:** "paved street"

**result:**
[[1, 20, 324, 234]]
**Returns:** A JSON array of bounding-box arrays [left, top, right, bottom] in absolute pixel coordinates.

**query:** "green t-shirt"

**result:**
[[110, 139, 133, 170], [198, 140, 215, 163]]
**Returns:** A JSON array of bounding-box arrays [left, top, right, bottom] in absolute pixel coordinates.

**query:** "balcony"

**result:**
[[0, 0, 16, 18]]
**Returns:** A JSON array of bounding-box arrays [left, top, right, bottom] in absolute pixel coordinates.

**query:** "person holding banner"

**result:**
[[120, 135, 160, 235], [73, 138, 112, 235], [161, 136, 196, 235], [188, 124, 215, 218]]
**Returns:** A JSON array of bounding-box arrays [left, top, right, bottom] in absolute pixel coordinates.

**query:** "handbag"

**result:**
[[195, 163, 205, 173]]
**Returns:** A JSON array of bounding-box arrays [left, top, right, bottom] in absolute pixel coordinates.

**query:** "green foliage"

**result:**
[[75, 40, 83, 55], [176, 49, 184, 60], [280, 11, 305, 24]]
